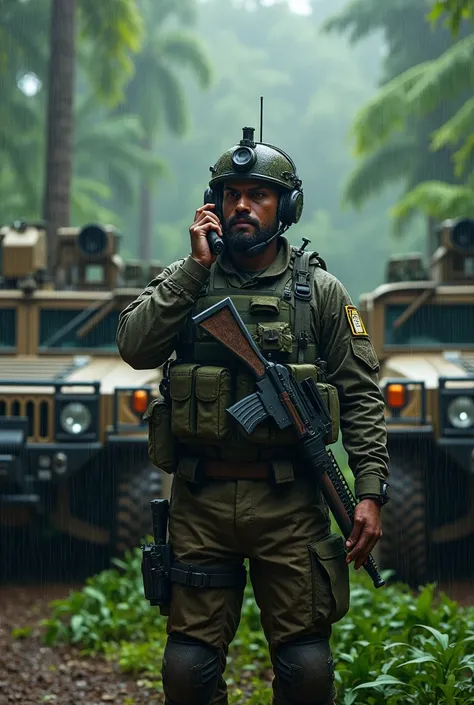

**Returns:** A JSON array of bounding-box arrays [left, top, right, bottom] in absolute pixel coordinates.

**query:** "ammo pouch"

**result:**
[[145, 361, 340, 476], [143, 398, 177, 474], [167, 361, 340, 449]]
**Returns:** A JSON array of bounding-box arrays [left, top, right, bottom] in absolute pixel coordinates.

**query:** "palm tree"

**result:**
[[120, 0, 212, 259], [42, 0, 143, 271], [42, 0, 76, 268], [72, 94, 166, 225], [344, 33, 474, 227], [323, 0, 471, 234]]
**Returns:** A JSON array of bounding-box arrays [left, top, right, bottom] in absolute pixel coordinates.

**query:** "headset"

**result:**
[[204, 142, 303, 256]]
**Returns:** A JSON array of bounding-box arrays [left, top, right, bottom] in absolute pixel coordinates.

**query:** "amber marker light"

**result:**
[[386, 383, 406, 410], [132, 389, 149, 414]]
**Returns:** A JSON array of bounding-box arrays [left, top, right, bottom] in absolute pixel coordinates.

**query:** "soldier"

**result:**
[[116, 128, 389, 705]]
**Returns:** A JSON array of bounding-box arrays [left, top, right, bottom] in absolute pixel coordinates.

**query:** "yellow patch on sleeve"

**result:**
[[345, 305, 368, 336]]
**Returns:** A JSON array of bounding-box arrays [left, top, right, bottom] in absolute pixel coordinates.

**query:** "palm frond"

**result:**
[[71, 177, 118, 226], [343, 135, 418, 207], [431, 95, 474, 149], [391, 180, 474, 225], [152, 64, 188, 136], [159, 32, 212, 89], [428, 0, 474, 35], [350, 63, 431, 154], [78, 0, 144, 106], [0, 0, 49, 83], [322, 0, 416, 43], [406, 33, 474, 115]]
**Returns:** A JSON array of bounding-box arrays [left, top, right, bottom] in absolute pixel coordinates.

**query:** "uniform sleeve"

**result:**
[[315, 271, 389, 499], [116, 255, 211, 369]]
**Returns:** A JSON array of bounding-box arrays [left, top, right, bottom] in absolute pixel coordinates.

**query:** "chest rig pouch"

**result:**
[[146, 247, 340, 480]]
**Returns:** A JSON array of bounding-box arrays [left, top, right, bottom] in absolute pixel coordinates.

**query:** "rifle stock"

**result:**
[[193, 298, 266, 379]]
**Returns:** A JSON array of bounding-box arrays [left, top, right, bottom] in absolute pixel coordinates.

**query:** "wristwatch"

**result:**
[[358, 481, 390, 506]]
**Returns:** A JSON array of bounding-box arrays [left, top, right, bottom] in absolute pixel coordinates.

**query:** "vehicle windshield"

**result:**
[[0, 308, 16, 349], [39, 308, 120, 351], [384, 303, 474, 347]]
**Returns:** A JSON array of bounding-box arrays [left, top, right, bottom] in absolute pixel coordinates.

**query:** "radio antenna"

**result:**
[[259, 96, 264, 142]]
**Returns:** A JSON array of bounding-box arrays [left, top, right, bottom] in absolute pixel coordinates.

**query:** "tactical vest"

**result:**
[[148, 247, 340, 483]]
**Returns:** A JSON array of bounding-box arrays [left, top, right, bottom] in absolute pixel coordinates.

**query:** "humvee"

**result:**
[[0, 221, 170, 568], [359, 217, 474, 586]]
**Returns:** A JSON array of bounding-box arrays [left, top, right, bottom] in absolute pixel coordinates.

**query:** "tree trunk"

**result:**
[[138, 135, 154, 260], [43, 0, 76, 274]]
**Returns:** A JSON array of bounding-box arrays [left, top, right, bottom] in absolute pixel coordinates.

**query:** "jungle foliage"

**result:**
[[36, 547, 474, 704]]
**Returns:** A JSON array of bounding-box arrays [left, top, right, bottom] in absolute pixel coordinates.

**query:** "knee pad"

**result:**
[[162, 632, 220, 705], [274, 634, 335, 705]]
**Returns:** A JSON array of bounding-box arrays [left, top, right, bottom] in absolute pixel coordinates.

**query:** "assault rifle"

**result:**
[[193, 297, 385, 589]]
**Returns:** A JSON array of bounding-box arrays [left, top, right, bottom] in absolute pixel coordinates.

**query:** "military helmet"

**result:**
[[207, 127, 304, 227]]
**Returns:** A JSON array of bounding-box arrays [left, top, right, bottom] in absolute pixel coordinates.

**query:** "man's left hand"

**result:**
[[345, 499, 382, 571]]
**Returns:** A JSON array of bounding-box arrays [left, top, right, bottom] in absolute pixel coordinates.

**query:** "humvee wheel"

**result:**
[[379, 457, 428, 587], [114, 463, 162, 555]]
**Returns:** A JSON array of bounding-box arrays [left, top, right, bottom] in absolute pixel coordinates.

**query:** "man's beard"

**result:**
[[224, 215, 279, 256]]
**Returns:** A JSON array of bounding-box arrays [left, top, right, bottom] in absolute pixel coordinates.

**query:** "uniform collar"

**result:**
[[216, 236, 292, 282]]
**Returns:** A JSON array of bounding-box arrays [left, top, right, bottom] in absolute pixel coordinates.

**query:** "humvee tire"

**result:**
[[379, 456, 428, 587], [115, 463, 162, 554]]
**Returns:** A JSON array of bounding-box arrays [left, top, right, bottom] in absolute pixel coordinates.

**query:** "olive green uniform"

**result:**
[[117, 237, 389, 705]]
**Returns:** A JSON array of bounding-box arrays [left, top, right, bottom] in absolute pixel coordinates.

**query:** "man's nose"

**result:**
[[235, 197, 251, 212]]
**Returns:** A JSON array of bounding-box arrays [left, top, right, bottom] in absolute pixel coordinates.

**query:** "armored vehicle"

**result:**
[[0, 221, 170, 566], [359, 217, 474, 586]]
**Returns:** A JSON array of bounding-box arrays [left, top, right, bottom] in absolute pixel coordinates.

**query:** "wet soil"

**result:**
[[0, 584, 163, 705]]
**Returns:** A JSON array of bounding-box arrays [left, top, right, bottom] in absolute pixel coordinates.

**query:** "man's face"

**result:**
[[221, 180, 279, 254]]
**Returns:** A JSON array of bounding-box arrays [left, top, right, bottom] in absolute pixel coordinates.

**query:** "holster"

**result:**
[[141, 499, 246, 614]]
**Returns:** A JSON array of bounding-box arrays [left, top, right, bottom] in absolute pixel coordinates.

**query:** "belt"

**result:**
[[203, 461, 271, 480]]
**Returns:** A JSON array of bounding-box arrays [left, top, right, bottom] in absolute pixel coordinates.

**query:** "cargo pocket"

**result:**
[[195, 366, 233, 441], [308, 533, 350, 626], [143, 398, 177, 474], [169, 363, 199, 439]]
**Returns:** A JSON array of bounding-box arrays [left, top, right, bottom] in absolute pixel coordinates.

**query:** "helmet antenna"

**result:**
[[259, 96, 264, 143]]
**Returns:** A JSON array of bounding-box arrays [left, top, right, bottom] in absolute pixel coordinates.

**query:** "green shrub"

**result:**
[[36, 545, 474, 704]]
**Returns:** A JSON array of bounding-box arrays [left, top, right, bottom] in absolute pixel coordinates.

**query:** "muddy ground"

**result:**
[[0, 584, 163, 705], [0, 578, 473, 705]]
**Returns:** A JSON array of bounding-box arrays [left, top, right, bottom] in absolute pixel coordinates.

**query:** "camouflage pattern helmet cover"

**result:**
[[209, 127, 303, 195]]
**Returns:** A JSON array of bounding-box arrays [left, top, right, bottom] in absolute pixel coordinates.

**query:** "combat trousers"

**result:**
[[166, 470, 350, 705]]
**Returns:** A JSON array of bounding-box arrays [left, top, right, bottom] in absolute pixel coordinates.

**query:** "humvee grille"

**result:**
[[460, 355, 474, 375], [0, 396, 53, 441]]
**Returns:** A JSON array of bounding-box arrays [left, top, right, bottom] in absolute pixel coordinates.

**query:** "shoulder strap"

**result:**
[[291, 246, 326, 363], [293, 250, 312, 364]]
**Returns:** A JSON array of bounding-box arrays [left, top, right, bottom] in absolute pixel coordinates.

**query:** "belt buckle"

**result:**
[[186, 568, 210, 588]]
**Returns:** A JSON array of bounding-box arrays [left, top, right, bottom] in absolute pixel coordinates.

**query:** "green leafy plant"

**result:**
[[34, 541, 474, 703]]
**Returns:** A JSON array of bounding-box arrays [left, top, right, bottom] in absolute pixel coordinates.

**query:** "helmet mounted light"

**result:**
[[232, 127, 257, 172]]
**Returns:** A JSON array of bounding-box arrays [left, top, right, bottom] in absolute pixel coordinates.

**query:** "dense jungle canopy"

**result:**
[[1, 0, 474, 299]]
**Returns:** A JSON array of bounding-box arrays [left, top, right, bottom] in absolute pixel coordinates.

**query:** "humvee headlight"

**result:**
[[447, 396, 474, 429], [60, 402, 92, 435]]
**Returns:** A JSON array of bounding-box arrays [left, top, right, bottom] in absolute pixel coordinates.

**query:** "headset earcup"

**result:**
[[278, 190, 304, 225]]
